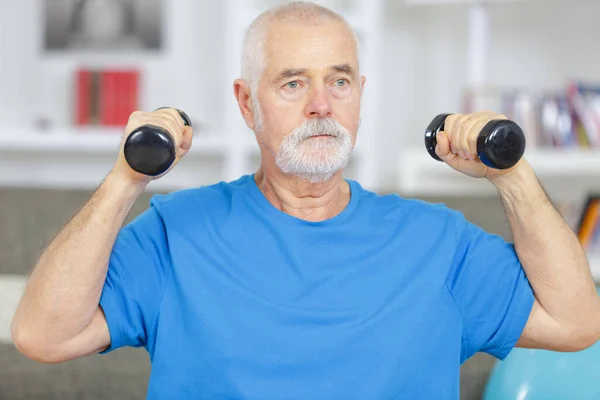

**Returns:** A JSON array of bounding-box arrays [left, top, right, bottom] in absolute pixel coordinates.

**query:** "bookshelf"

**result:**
[[395, 0, 600, 202], [0, 0, 385, 193], [1, 0, 385, 192]]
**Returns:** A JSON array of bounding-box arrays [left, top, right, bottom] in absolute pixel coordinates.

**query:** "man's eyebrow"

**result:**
[[274, 64, 355, 82], [329, 64, 355, 76], [274, 68, 308, 82]]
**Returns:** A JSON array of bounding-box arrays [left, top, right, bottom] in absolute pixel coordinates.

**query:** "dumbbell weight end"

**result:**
[[424, 113, 526, 170], [123, 108, 192, 176]]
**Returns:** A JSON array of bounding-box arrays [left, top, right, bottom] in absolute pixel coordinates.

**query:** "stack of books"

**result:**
[[75, 67, 139, 127], [464, 81, 600, 149]]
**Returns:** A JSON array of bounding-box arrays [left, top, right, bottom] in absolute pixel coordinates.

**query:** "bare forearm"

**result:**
[[12, 172, 146, 346], [492, 160, 600, 329]]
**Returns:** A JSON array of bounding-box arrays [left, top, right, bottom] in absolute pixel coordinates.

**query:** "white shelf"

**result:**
[[0, 127, 239, 154], [0, 128, 259, 192], [397, 147, 600, 199]]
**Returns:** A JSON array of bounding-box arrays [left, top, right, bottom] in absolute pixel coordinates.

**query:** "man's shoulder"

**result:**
[[352, 180, 462, 220], [148, 175, 253, 212]]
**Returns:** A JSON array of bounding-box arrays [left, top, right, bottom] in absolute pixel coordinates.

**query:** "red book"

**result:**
[[123, 70, 139, 124], [115, 69, 138, 126], [98, 69, 140, 127], [115, 70, 127, 125], [75, 68, 92, 126], [100, 70, 118, 126]]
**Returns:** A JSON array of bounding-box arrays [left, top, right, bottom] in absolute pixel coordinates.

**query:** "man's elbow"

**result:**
[[10, 323, 69, 364], [563, 321, 600, 352]]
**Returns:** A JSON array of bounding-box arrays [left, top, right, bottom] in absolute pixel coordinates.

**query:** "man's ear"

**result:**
[[360, 76, 366, 93], [233, 79, 256, 130]]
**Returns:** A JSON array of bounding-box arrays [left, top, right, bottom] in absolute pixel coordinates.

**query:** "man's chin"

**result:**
[[298, 139, 345, 154], [275, 141, 353, 181], [290, 170, 340, 184]]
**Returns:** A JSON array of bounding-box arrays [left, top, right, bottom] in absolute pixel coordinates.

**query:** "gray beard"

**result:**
[[274, 117, 353, 183], [252, 95, 353, 183]]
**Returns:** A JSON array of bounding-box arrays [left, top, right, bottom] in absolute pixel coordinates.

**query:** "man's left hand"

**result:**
[[434, 110, 526, 181]]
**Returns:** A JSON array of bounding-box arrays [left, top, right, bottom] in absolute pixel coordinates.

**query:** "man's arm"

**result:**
[[11, 108, 192, 363], [10, 173, 146, 363], [436, 110, 600, 352], [491, 161, 600, 351]]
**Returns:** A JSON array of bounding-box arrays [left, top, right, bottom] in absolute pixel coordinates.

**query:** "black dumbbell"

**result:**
[[424, 113, 526, 169], [123, 107, 192, 176]]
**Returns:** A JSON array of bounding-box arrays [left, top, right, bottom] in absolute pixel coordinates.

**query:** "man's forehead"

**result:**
[[263, 21, 358, 74]]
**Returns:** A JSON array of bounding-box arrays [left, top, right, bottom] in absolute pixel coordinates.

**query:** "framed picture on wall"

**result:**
[[43, 0, 163, 52]]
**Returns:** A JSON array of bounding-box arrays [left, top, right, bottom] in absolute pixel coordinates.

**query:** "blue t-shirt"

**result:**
[[99, 174, 534, 399]]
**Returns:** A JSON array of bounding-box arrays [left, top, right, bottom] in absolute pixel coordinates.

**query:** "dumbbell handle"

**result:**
[[123, 108, 192, 176], [424, 113, 526, 170]]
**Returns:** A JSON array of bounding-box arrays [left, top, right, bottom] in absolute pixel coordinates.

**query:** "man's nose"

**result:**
[[304, 86, 333, 118]]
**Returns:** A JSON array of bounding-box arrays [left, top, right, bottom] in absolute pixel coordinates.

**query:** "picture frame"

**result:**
[[43, 0, 163, 53]]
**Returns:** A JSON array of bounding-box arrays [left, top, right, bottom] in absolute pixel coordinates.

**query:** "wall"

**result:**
[[2, 1, 600, 189]]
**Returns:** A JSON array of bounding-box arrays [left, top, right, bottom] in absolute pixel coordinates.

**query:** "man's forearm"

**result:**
[[491, 160, 600, 331], [11, 172, 146, 348]]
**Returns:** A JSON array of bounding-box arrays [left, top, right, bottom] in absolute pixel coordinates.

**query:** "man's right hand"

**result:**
[[111, 108, 194, 185]]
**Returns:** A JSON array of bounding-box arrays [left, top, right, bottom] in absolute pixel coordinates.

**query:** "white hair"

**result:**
[[241, 1, 361, 113]]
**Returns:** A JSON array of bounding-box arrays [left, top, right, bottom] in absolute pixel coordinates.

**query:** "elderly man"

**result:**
[[11, 1, 600, 399]]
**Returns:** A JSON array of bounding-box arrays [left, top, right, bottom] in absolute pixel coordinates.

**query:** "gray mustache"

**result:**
[[293, 118, 347, 140]]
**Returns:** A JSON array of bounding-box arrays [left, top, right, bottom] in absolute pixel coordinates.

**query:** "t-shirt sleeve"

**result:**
[[98, 201, 172, 354], [445, 213, 535, 362]]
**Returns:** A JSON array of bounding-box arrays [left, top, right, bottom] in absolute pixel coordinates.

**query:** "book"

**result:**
[[75, 67, 139, 128], [558, 196, 600, 262], [576, 196, 600, 255]]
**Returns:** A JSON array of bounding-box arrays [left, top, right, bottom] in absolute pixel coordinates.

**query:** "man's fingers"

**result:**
[[442, 114, 462, 143], [180, 126, 194, 152], [152, 108, 191, 152], [460, 114, 480, 155], [435, 130, 456, 163], [156, 108, 185, 134], [436, 128, 484, 174], [445, 111, 503, 159], [466, 118, 490, 158]]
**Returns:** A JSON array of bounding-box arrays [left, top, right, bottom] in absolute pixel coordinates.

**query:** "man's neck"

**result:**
[[254, 167, 351, 222]]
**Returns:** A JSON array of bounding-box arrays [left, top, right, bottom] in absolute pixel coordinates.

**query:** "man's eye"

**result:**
[[335, 79, 348, 87], [286, 81, 299, 89]]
